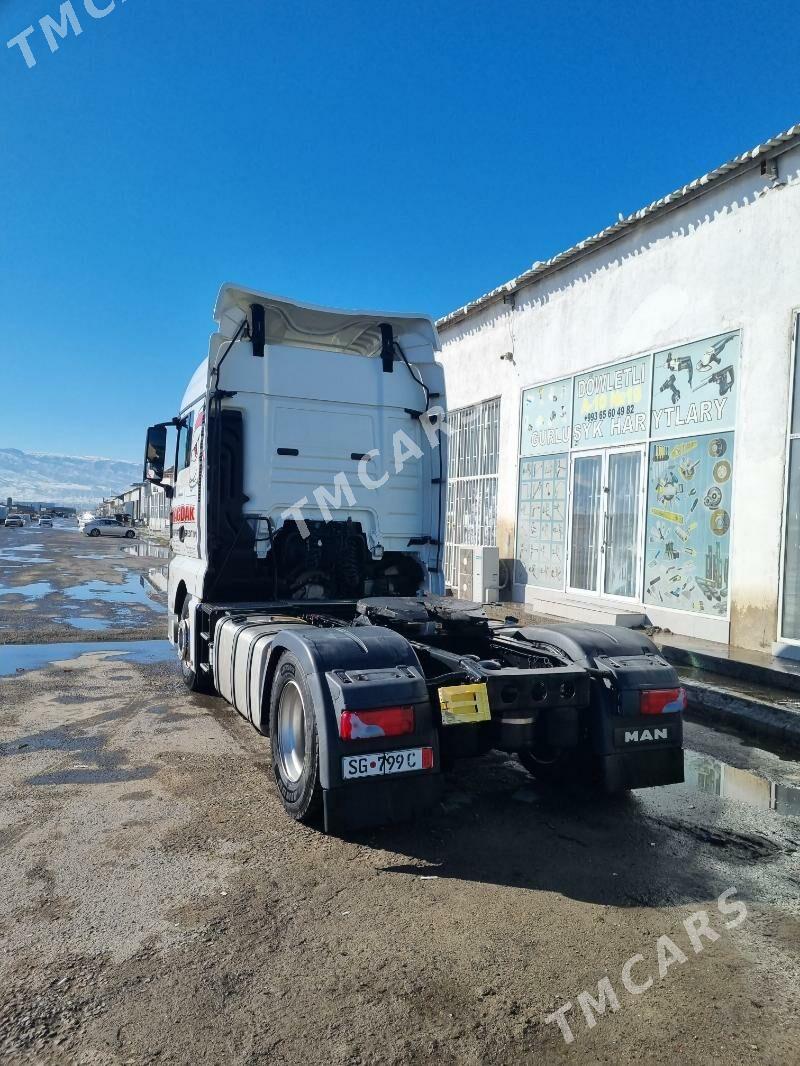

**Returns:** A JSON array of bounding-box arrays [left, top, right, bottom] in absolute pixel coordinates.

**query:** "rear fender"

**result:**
[[261, 626, 436, 790], [509, 623, 684, 760]]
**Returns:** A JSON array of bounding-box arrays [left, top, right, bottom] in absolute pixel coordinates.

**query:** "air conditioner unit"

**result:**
[[457, 545, 500, 603]]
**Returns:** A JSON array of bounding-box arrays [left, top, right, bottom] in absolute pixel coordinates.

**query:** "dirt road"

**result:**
[[0, 526, 798, 1064], [0, 640, 798, 1064], [0, 524, 166, 644]]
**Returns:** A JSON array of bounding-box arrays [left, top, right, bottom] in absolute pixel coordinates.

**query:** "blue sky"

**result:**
[[2, 0, 798, 461]]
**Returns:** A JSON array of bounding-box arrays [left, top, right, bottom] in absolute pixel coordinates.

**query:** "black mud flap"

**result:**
[[600, 745, 685, 792], [600, 713, 685, 791], [322, 773, 443, 834], [510, 623, 686, 791]]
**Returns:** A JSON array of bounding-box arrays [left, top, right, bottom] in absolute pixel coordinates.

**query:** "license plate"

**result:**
[[342, 747, 431, 780]]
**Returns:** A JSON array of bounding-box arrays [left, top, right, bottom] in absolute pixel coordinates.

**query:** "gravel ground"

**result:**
[[1, 526, 799, 1064], [0, 524, 166, 645], [0, 645, 798, 1064]]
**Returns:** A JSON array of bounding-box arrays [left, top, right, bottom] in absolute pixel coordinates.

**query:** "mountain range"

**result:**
[[0, 449, 140, 508]]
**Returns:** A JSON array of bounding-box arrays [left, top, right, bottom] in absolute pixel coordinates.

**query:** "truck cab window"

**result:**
[[177, 412, 195, 472]]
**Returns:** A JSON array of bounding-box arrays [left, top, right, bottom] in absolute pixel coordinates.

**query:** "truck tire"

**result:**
[[517, 746, 571, 784], [269, 652, 323, 824], [178, 599, 214, 694], [518, 748, 600, 789]]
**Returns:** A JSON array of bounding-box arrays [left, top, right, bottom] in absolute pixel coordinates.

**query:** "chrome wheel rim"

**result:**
[[177, 617, 189, 660], [277, 680, 306, 784]]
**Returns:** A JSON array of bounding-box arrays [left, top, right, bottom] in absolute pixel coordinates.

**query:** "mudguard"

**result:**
[[262, 626, 442, 830], [506, 622, 661, 665], [508, 623, 684, 790], [508, 623, 680, 710]]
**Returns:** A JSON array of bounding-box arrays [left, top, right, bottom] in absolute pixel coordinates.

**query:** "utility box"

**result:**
[[458, 545, 500, 603]]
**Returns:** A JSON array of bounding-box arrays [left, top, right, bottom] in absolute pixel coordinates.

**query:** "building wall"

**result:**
[[437, 144, 800, 650], [147, 484, 170, 532]]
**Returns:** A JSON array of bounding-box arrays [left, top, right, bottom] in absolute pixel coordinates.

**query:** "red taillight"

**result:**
[[640, 688, 687, 715], [339, 706, 415, 740]]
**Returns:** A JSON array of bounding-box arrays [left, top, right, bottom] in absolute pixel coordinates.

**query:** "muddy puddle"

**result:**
[[0, 581, 56, 600], [0, 640, 173, 677], [0, 544, 50, 565], [61, 617, 114, 632], [62, 573, 165, 612], [121, 542, 170, 560], [681, 747, 800, 816], [52, 606, 159, 632], [140, 567, 168, 596]]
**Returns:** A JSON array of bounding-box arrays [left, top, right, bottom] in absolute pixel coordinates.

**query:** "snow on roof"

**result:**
[[437, 122, 800, 331]]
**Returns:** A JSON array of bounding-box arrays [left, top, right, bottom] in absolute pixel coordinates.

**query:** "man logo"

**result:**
[[624, 728, 668, 743]]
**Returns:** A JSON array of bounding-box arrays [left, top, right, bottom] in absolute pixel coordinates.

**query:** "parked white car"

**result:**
[[83, 518, 136, 539]]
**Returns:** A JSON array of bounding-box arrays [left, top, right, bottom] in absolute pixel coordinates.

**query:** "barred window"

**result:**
[[444, 397, 500, 588]]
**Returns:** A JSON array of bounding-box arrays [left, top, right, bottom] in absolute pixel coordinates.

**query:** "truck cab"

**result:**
[[144, 285, 685, 833], [153, 286, 444, 636]]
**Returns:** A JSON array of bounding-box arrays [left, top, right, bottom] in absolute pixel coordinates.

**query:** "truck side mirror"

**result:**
[[144, 425, 168, 483]]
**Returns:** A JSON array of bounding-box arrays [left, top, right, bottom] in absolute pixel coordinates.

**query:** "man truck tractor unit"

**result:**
[[144, 284, 685, 833]]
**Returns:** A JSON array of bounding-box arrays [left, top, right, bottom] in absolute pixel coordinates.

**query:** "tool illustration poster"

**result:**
[[650, 331, 739, 438], [521, 378, 573, 456], [571, 354, 651, 448], [516, 454, 568, 588], [643, 432, 734, 616]]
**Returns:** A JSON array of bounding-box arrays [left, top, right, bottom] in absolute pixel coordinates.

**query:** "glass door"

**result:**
[[567, 446, 644, 599], [603, 447, 644, 599], [568, 452, 604, 593]]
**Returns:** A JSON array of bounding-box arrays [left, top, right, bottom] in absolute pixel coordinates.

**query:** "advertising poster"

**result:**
[[643, 432, 734, 616], [515, 453, 568, 589], [572, 355, 651, 448], [520, 378, 573, 456], [651, 331, 739, 439]]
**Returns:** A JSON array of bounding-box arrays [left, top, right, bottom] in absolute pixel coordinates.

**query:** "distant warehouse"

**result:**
[[437, 122, 800, 656]]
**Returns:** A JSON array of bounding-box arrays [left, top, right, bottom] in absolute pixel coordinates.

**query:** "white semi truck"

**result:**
[[144, 284, 686, 833]]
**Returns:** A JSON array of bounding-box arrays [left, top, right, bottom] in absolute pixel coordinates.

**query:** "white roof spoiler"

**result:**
[[213, 283, 440, 357]]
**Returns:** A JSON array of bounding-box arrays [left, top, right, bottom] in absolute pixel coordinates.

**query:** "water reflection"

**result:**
[[0, 639, 173, 677], [683, 749, 800, 816], [121, 542, 170, 560], [0, 581, 55, 600], [0, 543, 49, 564], [62, 616, 114, 631], [62, 573, 164, 612]]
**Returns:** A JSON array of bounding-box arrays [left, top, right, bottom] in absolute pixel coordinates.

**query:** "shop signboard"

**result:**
[[643, 432, 734, 617], [571, 355, 651, 448], [520, 378, 573, 456], [650, 331, 739, 438], [515, 453, 568, 589]]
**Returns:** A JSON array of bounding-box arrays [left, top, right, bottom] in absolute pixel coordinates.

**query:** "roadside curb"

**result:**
[[682, 678, 800, 749]]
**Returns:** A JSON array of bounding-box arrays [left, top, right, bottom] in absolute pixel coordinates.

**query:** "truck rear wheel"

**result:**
[[269, 652, 323, 823], [518, 747, 602, 789], [518, 746, 571, 784]]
